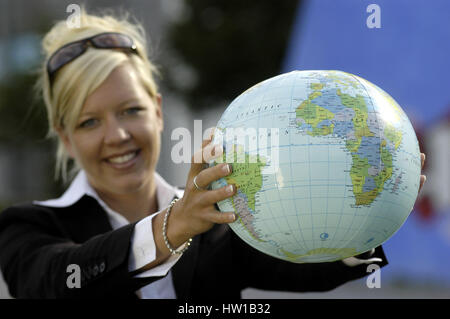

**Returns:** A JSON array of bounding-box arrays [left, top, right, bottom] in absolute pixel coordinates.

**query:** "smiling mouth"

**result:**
[[106, 150, 140, 165]]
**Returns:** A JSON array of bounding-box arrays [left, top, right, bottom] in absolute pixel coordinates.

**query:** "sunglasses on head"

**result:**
[[46, 32, 139, 83]]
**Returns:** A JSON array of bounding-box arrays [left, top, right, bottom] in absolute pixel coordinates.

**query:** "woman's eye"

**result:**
[[78, 118, 98, 128]]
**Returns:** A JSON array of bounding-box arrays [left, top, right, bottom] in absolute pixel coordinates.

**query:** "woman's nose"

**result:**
[[103, 119, 130, 145]]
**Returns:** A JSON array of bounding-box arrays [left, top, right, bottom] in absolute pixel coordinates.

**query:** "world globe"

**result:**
[[210, 70, 421, 263]]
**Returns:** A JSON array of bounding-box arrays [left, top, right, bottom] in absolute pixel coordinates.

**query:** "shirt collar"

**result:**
[[33, 170, 184, 212]]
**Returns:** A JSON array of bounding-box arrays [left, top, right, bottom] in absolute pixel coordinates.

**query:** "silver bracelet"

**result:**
[[163, 198, 193, 255]]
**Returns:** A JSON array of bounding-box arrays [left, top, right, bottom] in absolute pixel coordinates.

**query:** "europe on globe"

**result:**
[[210, 70, 421, 263]]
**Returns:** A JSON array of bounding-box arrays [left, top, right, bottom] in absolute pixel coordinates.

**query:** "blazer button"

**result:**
[[93, 265, 99, 276], [99, 261, 106, 273]]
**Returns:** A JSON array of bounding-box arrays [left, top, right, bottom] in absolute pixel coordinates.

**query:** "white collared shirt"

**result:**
[[34, 170, 185, 299]]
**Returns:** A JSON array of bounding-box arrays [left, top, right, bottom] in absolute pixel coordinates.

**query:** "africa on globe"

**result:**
[[210, 70, 421, 263]]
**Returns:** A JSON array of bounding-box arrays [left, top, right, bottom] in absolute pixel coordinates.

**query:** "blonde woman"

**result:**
[[0, 8, 426, 298]]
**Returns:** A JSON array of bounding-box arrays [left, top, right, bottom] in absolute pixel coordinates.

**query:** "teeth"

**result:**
[[108, 152, 136, 164]]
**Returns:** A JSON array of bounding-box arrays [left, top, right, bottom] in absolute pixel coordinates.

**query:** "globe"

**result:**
[[210, 70, 421, 263]]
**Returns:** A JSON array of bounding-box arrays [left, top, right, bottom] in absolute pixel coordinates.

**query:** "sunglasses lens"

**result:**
[[92, 33, 134, 48], [47, 33, 138, 84], [48, 42, 86, 75]]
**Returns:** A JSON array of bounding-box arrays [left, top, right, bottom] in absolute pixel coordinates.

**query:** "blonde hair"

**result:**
[[35, 7, 159, 183]]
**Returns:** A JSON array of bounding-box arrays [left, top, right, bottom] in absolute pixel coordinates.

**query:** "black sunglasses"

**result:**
[[46, 32, 139, 83]]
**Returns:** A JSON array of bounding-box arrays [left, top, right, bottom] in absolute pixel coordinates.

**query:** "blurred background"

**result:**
[[0, 0, 449, 298]]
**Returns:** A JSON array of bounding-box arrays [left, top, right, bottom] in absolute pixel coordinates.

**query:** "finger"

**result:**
[[194, 163, 232, 190], [418, 175, 426, 194], [203, 209, 236, 224], [200, 183, 236, 205], [421, 153, 425, 169]]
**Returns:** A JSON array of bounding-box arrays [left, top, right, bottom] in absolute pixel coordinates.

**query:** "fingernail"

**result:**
[[223, 163, 231, 174], [227, 184, 234, 193], [229, 214, 236, 222]]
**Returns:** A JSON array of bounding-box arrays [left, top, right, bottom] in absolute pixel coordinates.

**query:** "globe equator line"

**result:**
[[256, 207, 404, 225], [256, 184, 417, 200]]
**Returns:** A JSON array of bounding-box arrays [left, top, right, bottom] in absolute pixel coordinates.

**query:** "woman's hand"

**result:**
[[170, 136, 237, 239], [141, 135, 236, 272]]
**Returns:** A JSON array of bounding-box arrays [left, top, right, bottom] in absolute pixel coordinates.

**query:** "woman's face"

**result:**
[[59, 62, 163, 196]]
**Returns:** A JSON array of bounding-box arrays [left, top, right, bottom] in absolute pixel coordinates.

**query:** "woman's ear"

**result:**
[[56, 127, 75, 158], [155, 93, 164, 132]]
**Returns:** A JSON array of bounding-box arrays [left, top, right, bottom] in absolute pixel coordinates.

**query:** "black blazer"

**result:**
[[0, 194, 388, 299]]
